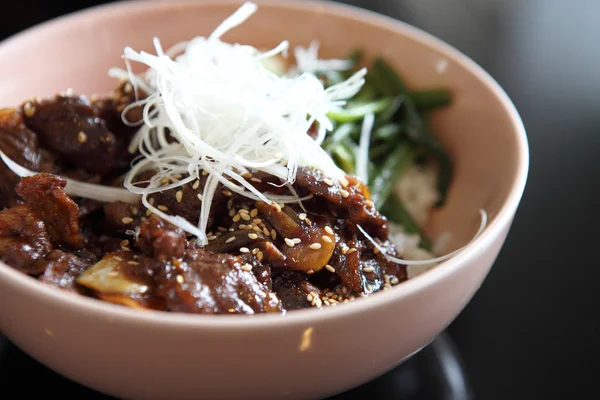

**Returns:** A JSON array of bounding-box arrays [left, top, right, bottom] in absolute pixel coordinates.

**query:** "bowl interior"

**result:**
[[0, 0, 526, 271]]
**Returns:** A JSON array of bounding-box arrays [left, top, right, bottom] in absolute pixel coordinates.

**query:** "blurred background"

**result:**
[[0, 0, 598, 399]]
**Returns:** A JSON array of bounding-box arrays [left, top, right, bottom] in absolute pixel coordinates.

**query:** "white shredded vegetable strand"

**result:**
[[357, 209, 488, 266], [0, 151, 140, 204], [114, 1, 365, 241], [356, 112, 374, 183]]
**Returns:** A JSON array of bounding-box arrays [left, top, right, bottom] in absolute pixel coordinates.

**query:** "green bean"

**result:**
[[373, 58, 408, 96], [410, 89, 451, 110], [369, 142, 418, 209], [374, 96, 404, 126], [380, 195, 433, 251], [323, 122, 357, 152], [331, 138, 357, 174], [373, 123, 403, 142], [327, 97, 395, 123]]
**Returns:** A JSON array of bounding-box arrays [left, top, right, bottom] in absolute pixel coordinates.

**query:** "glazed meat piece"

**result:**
[[155, 248, 282, 314], [38, 250, 90, 292], [0, 204, 52, 274], [15, 173, 84, 249], [135, 215, 186, 261], [271, 270, 322, 310], [0, 108, 54, 208], [23, 95, 118, 175], [294, 167, 388, 239]]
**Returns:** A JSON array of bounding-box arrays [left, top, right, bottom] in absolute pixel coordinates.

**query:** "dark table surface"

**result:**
[[1, 0, 598, 399]]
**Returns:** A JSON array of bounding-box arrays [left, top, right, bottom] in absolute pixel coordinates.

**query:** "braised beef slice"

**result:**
[[295, 167, 388, 239], [271, 270, 322, 310], [0, 108, 54, 208], [155, 248, 282, 314], [23, 95, 117, 175], [15, 173, 84, 249], [0, 204, 52, 274], [103, 201, 140, 233], [37, 250, 90, 292], [135, 215, 186, 261]]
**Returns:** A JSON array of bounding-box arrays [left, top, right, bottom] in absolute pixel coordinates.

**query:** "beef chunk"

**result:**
[[23, 95, 117, 174], [0, 108, 54, 208], [135, 215, 186, 261], [271, 270, 322, 310], [155, 248, 282, 314], [15, 173, 84, 249], [0, 204, 52, 274], [295, 167, 388, 239], [38, 250, 90, 292]]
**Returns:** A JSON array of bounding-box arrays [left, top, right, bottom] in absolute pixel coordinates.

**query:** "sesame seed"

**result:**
[[390, 276, 400, 285], [363, 266, 375, 273], [257, 251, 264, 261], [124, 82, 133, 93], [292, 238, 301, 244], [202, 170, 208, 176], [241, 213, 251, 221], [232, 215, 241, 222], [252, 218, 262, 225], [341, 246, 348, 255], [242, 172, 253, 178], [340, 177, 349, 187], [248, 233, 259, 240], [252, 226, 262, 233], [244, 225, 252, 230], [127, 261, 139, 266], [197, 193, 203, 201], [239, 208, 249, 214], [314, 297, 322, 308], [309, 243, 322, 250], [298, 213, 307, 221], [250, 177, 262, 183], [207, 235, 217, 241], [77, 131, 87, 143], [141, 217, 148, 221], [107, 271, 119, 278], [173, 190, 183, 203], [23, 102, 36, 117], [325, 265, 335, 273], [113, 256, 123, 262], [271, 229, 277, 239], [324, 226, 334, 235], [307, 269, 315, 275], [263, 227, 270, 236], [252, 248, 260, 255], [250, 208, 258, 218], [227, 199, 233, 209], [239, 247, 249, 253], [229, 209, 236, 217], [322, 236, 332, 243], [284, 238, 295, 247], [306, 293, 314, 302], [239, 224, 247, 229], [158, 205, 168, 212], [192, 180, 200, 189], [176, 275, 184, 284], [222, 189, 233, 197], [304, 218, 312, 226], [365, 200, 374, 208], [130, 206, 139, 216], [347, 248, 357, 254], [225, 237, 236, 244], [241, 263, 253, 272], [120, 240, 129, 247], [121, 217, 133, 224], [366, 284, 373, 292], [340, 189, 350, 198], [324, 178, 334, 186]]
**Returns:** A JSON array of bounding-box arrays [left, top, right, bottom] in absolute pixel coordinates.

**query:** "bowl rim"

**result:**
[[0, 0, 529, 329]]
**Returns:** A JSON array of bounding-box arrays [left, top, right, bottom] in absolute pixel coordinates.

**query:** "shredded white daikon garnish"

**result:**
[[109, 1, 366, 244], [0, 151, 140, 204], [292, 40, 354, 75], [356, 113, 374, 183]]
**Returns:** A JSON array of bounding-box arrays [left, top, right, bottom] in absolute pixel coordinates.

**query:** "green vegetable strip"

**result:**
[[410, 89, 452, 110], [369, 142, 418, 209], [327, 97, 395, 123]]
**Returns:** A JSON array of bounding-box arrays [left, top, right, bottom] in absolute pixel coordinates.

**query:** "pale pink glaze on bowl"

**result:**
[[0, 1, 529, 399]]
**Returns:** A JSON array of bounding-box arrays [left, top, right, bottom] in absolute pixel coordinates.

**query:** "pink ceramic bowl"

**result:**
[[0, 1, 528, 399]]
